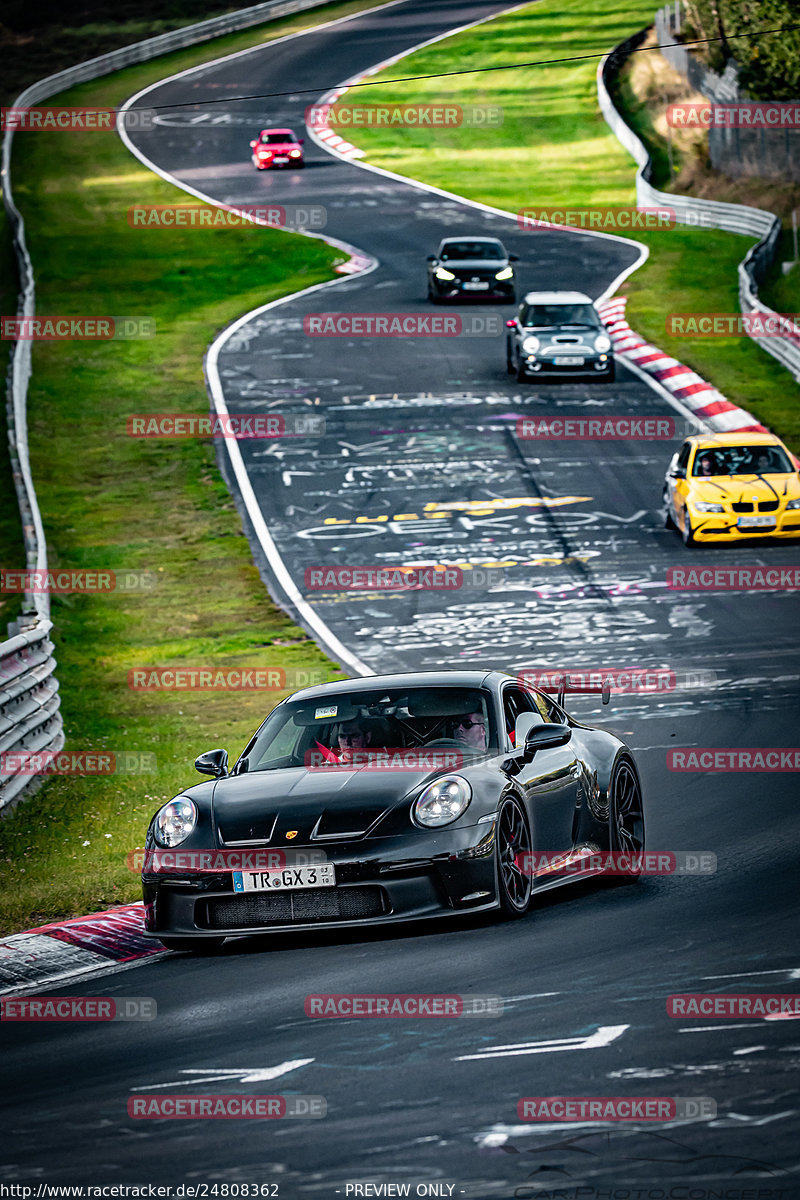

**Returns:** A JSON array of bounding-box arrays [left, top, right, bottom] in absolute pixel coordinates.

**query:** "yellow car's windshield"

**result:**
[[692, 445, 794, 477]]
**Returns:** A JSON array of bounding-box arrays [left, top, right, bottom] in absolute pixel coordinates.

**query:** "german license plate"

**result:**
[[233, 864, 336, 892], [554, 356, 584, 366], [738, 515, 774, 527], [463, 281, 489, 290], [274, 156, 289, 164]]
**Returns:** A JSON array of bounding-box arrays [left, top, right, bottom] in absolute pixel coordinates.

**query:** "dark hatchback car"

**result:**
[[141, 671, 644, 951], [506, 290, 615, 381], [427, 237, 518, 303]]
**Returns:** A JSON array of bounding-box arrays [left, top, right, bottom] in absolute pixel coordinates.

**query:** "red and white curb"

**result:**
[[0, 902, 161, 995], [597, 296, 768, 436]]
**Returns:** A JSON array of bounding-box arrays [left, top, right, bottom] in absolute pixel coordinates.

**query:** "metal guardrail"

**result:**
[[597, 32, 800, 383], [0, 0, 338, 813]]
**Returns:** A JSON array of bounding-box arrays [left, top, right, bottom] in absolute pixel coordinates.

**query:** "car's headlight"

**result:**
[[154, 798, 197, 847], [413, 776, 472, 828], [521, 335, 540, 354], [495, 266, 514, 280], [434, 267, 456, 281], [786, 498, 800, 510], [594, 334, 612, 352], [693, 501, 725, 513], [289, 149, 302, 157]]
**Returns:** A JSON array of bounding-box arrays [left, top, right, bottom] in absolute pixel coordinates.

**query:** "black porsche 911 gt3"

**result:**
[[141, 671, 645, 951]]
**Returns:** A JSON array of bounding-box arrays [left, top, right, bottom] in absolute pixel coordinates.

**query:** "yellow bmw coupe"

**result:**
[[663, 432, 800, 545]]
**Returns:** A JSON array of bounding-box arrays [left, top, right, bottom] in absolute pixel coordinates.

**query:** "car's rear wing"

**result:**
[[523, 672, 611, 706]]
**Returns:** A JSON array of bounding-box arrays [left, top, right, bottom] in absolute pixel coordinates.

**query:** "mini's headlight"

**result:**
[[154, 798, 197, 847], [495, 266, 514, 280], [694, 501, 725, 513], [594, 334, 612, 353], [521, 335, 540, 354], [786, 498, 800, 510], [434, 267, 456, 281], [413, 776, 472, 828]]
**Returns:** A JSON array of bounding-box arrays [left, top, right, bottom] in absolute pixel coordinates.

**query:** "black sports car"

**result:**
[[427, 237, 518, 303], [141, 671, 645, 951]]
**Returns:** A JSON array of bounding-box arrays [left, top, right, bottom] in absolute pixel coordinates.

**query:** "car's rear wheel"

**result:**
[[681, 509, 696, 546], [159, 937, 225, 953], [608, 757, 645, 883], [495, 796, 533, 916], [662, 487, 675, 529]]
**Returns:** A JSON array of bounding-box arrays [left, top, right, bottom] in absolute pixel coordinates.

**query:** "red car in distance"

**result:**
[[249, 128, 305, 170]]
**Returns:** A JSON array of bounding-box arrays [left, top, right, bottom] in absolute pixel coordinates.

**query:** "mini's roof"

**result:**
[[521, 291, 594, 305]]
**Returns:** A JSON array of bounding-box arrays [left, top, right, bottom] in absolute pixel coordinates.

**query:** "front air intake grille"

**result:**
[[201, 887, 389, 929]]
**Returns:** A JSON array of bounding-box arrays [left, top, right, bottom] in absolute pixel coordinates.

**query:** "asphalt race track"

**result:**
[[3, 1, 800, 1194]]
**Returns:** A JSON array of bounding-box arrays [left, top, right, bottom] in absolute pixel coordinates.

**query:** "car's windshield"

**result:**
[[239, 686, 497, 773], [439, 241, 505, 261], [260, 132, 296, 144], [521, 303, 599, 328], [691, 444, 795, 477]]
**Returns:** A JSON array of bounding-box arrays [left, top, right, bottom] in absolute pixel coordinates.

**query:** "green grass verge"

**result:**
[[337, 0, 800, 448], [0, 0, 393, 935]]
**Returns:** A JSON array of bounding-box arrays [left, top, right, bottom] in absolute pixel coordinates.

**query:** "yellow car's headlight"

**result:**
[[786, 498, 800, 510], [694, 501, 725, 513]]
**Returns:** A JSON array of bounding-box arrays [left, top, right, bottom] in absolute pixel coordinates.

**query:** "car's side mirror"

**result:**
[[506, 319, 517, 328], [298, 137, 305, 144], [523, 723, 572, 760], [508, 253, 519, 262], [673, 467, 686, 479], [427, 255, 437, 262], [249, 140, 257, 148], [195, 748, 229, 778]]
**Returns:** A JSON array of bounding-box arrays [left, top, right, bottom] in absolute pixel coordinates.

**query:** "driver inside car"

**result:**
[[453, 711, 488, 750]]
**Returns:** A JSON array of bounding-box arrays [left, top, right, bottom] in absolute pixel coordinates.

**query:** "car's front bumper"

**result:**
[[142, 821, 498, 939], [431, 278, 515, 301], [519, 352, 613, 377], [688, 510, 800, 540]]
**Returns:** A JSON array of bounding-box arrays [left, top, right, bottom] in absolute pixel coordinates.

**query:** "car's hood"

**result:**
[[210, 765, 439, 844], [257, 141, 298, 150], [691, 475, 800, 502]]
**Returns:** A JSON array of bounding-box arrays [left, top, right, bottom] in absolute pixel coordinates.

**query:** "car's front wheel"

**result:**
[[506, 338, 516, 374], [662, 486, 675, 529], [515, 359, 528, 383], [159, 937, 225, 953], [681, 509, 696, 546], [495, 796, 533, 916]]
